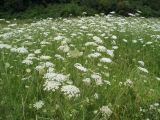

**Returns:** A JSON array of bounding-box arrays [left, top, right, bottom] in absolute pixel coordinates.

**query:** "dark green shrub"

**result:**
[[0, 3, 97, 19]]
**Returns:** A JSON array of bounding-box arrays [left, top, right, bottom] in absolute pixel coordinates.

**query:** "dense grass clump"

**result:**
[[0, 16, 160, 119]]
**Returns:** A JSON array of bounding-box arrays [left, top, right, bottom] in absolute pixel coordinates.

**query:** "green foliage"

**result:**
[[0, 0, 160, 18], [0, 3, 97, 19]]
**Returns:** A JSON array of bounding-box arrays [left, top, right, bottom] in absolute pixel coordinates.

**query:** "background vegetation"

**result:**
[[0, 0, 160, 19]]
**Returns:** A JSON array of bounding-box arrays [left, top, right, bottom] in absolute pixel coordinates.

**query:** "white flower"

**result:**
[[100, 106, 112, 117], [88, 52, 101, 58], [95, 78, 103, 85], [85, 42, 98, 47], [55, 54, 65, 60], [91, 73, 103, 86], [133, 40, 138, 43], [44, 80, 61, 91], [146, 41, 152, 45], [106, 50, 114, 57], [43, 62, 55, 68], [124, 79, 133, 87], [91, 73, 101, 80], [104, 80, 111, 85], [82, 78, 91, 85], [61, 85, 80, 98], [40, 55, 51, 60], [17, 47, 28, 54], [138, 61, 144, 66], [54, 35, 64, 41], [94, 93, 99, 99], [93, 36, 103, 44], [58, 45, 70, 53], [138, 67, 149, 73], [27, 54, 36, 60], [156, 77, 160, 81], [97, 46, 107, 52], [100, 58, 112, 63], [80, 26, 88, 29], [11, 47, 28, 54], [111, 35, 117, 40], [33, 100, 44, 110], [154, 103, 159, 107], [47, 67, 55, 73], [74, 63, 87, 72], [26, 68, 31, 73], [67, 49, 83, 58], [0, 44, 11, 49], [22, 59, 33, 65], [34, 49, 41, 54], [123, 39, 128, 43], [35, 65, 45, 72], [112, 46, 118, 49], [44, 72, 69, 82]]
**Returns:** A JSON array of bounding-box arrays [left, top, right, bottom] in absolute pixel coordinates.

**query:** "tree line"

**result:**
[[0, 0, 160, 18]]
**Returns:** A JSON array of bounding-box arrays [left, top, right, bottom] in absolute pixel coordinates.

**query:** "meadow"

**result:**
[[0, 15, 160, 120]]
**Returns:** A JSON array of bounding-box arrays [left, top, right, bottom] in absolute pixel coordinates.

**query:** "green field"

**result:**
[[0, 16, 160, 120]]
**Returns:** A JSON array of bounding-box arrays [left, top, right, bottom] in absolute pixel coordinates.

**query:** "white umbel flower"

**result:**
[[138, 67, 149, 73], [138, 61, 144, 66], [100, 106, 112, 117], [44, 80, 61, 91], [44, 72, 69, 82], [82, 78, 91, 85], [88, 52, 101, 58], [111, 35, 117, 40], [61, 85, 80, 98], [22, 59, 33, 65], [156, 77, 160, 81], [106, 50, 114, 57], [17, 47, 28, 54], [0, 44, 11, 49], [58, 45, 70, 53], [85, 42, 98, 47], [124, 79, 133, 87], [55, 54, 65, 60], [40, 55, 51, 60], [33, 100, 44, 110], [11, 47, 28, 54], [91, 73, 103, 85], [35, 65, 45, 71], [93, 36, 103, 44], [74, 63, 87, 72], [43, 62, 55, 68], [34, 49, 41, 54], [97, 46, 107, 52], [54, 35, 64, 41], [100, 58, 112, 63]]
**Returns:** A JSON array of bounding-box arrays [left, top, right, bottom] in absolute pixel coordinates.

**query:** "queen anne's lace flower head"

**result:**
[[93, 36, 103, 44], [44, 72, 69, 82], [100, 58, 112, 63], [61, 85, 80, 98], [44, 80, 61, 91], [88, 52, 101, 58], [74, 63, 87, 72], [33, 100, 44, 110], [100, 106, 112, 118], [22, 59, 33, 65], [138, 67, 149, 73]]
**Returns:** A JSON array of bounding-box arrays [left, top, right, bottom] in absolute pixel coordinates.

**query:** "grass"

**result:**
[[0, 15, 160, 120]]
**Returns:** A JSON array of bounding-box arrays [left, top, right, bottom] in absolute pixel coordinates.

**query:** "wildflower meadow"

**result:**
[[0, 15, 160, 119]]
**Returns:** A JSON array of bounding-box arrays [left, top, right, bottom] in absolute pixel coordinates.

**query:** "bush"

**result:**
[[0, 3, 97, 19], [0, 0, 160, 18]]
